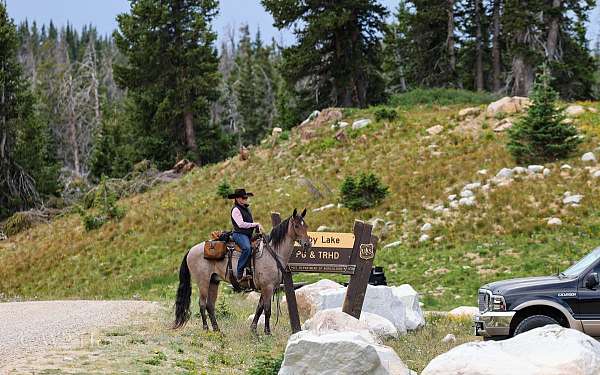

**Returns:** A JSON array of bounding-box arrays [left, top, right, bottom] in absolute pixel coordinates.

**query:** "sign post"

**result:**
[[270, 212, 377, 333]]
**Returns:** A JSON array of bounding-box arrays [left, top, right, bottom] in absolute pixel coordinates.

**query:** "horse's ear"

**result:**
[[292, 208, 298, 217], [301, 208, 307, 218]]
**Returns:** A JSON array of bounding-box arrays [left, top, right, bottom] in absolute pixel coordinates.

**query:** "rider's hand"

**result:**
[[257, 223, 264, 233]]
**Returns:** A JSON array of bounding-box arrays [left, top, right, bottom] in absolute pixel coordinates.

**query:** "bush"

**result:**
[[374, 107, 398, 122], [389, 88, 497, 107], [340, 173, 389, 211], [216, 179, 233, 199], [247, 353, 284, 375], [4, 212, 34, 236], [508, 65, 581, 163], [78, 176, 126, 231]]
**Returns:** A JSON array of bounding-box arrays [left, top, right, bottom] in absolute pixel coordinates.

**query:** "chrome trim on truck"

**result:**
[[474, 311, 515, 337]]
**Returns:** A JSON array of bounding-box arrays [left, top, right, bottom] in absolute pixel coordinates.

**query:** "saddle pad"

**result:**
[[203, 241, 228, 260]]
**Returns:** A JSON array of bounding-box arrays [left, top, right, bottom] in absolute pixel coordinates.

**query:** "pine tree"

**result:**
[[114, 0, 222, 167], [262, 0, 388, 109], [0, 3, 59, 219], [507, 65, 581, 164]]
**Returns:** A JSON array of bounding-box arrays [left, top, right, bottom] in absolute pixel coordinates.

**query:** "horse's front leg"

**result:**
[[262, 287, 274, 335], [251, 296, 264, 334]]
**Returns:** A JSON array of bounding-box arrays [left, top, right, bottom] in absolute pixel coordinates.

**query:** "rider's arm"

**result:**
[[231, 207, 259, 229]]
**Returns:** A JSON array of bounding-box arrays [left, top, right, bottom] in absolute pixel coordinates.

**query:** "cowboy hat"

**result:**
[[227, 188, 254, 199]]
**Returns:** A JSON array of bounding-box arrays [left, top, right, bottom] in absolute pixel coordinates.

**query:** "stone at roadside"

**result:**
[[547, 218, 562, 226], [419, 234, 431, 242], [426, 125, 444, 135], [383, 240, 402, 249], [528, 165, 544, 173], [317, 225, 332, 232], [279, 331, 412, 375], [441, 333, 456, 343], [486, 96, 531, 117], [302, 309, 375, 342], [565, 105, 586, 117], [563, 194, 584, 205], [458, 107, 481, 119], [422, 325, 600, 375], [582, 152, 597, 163], [421, 223, 433, 232], [448, 306, 480, 319], [352, 119, 372, 130], [391, 284, 426, 330]]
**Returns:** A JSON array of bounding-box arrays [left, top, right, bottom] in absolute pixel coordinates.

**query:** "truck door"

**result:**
[[577, 268, 600, 336]]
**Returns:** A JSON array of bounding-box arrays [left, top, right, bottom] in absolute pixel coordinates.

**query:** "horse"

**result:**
[[172, 208, 311, 335]]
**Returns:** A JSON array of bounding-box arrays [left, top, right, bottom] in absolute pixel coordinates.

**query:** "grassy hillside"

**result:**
[[1, 97, 600, 310]]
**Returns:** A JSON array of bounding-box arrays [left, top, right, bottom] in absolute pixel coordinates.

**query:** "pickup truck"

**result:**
[[474, 246, 600, 340]]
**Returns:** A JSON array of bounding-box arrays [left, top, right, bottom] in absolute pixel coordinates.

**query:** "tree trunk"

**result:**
[[546, 0, 561, 61], [68, 105, 81, 176], [474, 0, 485, 91], [492, 0, 502, 92], [0, 60, 5, 161], [511, 54, 535, 96], [184, 110, 198, 157], [447, 0, 456, 79]]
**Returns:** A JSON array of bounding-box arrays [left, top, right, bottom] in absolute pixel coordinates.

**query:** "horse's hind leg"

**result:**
[[197, 281, 209, 331], [251, 296, 264, 334], [207, 277, 220, 332]]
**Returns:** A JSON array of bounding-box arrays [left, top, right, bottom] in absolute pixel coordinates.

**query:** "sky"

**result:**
[[5, 0, 600, 46]]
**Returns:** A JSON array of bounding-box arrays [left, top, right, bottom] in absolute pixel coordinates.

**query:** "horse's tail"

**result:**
[[172, 250, 192, 329]]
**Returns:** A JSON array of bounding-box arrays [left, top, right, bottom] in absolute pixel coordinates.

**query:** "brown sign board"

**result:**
[[291, 232, 355, 274]]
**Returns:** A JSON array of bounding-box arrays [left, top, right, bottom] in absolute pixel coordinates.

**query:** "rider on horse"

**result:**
[[228, 188, 264, 282]]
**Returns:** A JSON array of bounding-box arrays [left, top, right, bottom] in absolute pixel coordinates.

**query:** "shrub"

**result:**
[[340, 173, 389, 211], [247, 353, 284, 375], [374, 107, 398, 122], [389, 88, 497, 107], [4, 212, 34, 236], [217, 179, 233, 199], [78, 176, 126, 231], [280, 130, 290, 141], [508, 65, 581, 163]]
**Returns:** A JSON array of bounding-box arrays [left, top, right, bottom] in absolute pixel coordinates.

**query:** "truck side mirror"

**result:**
[[585, 272, 599, 289]]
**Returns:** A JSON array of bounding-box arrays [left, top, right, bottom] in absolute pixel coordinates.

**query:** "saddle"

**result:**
[[203, 231, 260, 260]]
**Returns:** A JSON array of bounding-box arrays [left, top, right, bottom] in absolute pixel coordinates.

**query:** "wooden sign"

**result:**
[[271, 212, 378, 333], [290, 232, 355, 274]]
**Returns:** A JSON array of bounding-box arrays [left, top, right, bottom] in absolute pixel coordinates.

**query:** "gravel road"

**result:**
[[0, 300, 161, 372]]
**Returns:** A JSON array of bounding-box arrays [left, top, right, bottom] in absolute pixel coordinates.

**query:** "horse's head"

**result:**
[[290, 208, 311, 251]]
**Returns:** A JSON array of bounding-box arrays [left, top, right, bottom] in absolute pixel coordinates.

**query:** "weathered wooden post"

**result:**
[[342, 220, 377, 319], [271, 212, 302, 333]]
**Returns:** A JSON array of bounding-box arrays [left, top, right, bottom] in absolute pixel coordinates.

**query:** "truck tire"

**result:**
[[513, 314, 559, 336]]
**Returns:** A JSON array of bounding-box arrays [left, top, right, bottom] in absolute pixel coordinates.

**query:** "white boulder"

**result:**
[[512, 166, 527, 174], [464, 182, 481, 191], [561, 164, 572, 170], [419, 234, 431, 242], [563, 194, 584, 205], [458, 107, 481, 119], [486, 96, 530, 116], [279, 331, 412, 375], [352, 119, 372, 130], [426, 125, 444, 135], [459, 197, 476, 206], [528, 165, 544, 173], [448, 306, 480, 319], [543, 168, 551, 177], [477, 169, 488, 175], [302, 309, 375, 343], [422, 325, 600, 375], [448, 194, 457, 201], [460, 189, 474, 198], [421, 223, 433, 232], [441, 333, 456, 343], [547, 218, 562, 226], [313, 203, 336, 212], [383, 240, 402, 249], [582, 152, 597, 163], [565, 105, 586, 117], [496, 168, 514, 179], [295, 279, 346, 316], [391, 284, 426, 330], [317, 225, 332, 232], [592, 170, 600, 179]]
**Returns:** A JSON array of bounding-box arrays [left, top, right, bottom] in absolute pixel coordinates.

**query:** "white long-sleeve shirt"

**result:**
[[231, 207, 258, 229]]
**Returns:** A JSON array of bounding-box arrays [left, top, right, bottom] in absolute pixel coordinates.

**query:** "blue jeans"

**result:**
[[233, 232, 252, 278]]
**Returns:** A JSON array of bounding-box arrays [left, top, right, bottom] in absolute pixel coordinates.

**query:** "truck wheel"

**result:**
[[513, 314, 558, 336]]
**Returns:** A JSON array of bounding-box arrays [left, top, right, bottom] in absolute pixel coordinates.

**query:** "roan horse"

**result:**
[[173, 208, 311, 335]]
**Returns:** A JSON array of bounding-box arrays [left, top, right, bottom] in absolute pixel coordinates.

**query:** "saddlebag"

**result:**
[[203, 241, 229, 260]]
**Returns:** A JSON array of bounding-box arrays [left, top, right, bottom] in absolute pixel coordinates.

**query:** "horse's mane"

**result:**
[[269, 216, 291, 249]]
